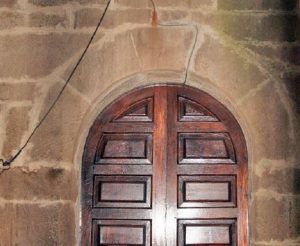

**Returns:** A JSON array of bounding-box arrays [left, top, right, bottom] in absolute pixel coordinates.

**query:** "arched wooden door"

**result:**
[[82, 85, 248, 246]]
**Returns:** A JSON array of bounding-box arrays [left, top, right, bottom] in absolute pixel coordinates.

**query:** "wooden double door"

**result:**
[[82, 85, 248, 246]]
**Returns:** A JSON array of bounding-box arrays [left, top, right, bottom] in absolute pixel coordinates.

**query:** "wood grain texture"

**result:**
[[81, 85, 248, 246]]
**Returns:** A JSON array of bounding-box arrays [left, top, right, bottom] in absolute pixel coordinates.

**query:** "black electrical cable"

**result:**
[[0, 0, 111, 168]]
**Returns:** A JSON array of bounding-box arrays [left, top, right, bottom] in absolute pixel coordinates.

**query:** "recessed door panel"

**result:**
[[178, 219, 236, 246], [178, 175, 237, 208], [96, 134, 153, 165], [92, 220, 151, 246], [178, 133, 236, 164], [93, 176, 152, 208]]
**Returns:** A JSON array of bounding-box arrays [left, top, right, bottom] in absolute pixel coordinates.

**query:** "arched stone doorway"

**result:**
[[81, 85, 248, 245]]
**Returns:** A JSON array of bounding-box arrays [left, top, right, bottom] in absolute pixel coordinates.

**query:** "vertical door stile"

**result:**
[[152, 87, 168, 246], [166, 87, 179, 246], [237, 135, 248, 246]]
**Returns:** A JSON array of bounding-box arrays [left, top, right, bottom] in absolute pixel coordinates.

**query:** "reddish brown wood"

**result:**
[[81, 85, 248, 246]]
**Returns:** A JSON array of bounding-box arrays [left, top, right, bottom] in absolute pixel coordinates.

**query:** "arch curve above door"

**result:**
[[81, 85, 248, 246]]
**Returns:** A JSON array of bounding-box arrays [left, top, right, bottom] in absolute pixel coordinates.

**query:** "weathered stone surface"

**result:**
[[191, 11, 216, 26], [29, 0, 69, 6], [218, 0, 298, 10], [252, 197, 299, 241], [29, 82, 89, 163], [70, 26, 194, 100], [131, 26, 194, 71], [74, 7, 106, 29], [218, 13, 298, 42], [0, 0, 18, 8], [0, 33, 91, 78], [253, 165, 300, 194], [155, 0, 216, 8], [101, 9, 152, 29], [0, 167, 78, 201], [240, 83, 292, 160], [285, 75, 300, 117], [254, 241, 300, 246], [0, 203, 75, 246], [114, 0, 150, 8], [0, 83, 36, 101], [0, 11, 24, 29], [158, 10, 189, 23], [193, 34, 266, 99], [2, 106, 31, 158], [29, 12, 69, 28], [290, 196, 300, 238], [29, 0, 107, 6], [68, 30, 141, 100], [244, 43, 300, 66], [73, 7, 150, 30]]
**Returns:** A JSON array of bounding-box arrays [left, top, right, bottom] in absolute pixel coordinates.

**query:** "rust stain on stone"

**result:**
[[151, 9, 158, 26], [150, 0, 158, 26]]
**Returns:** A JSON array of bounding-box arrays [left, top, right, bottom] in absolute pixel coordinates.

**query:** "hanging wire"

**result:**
[[0, 0, 198, 170], [0, 0, 111, 170]]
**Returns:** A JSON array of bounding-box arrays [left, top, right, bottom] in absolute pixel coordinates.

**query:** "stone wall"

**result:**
[[0, 0, 299, 245]]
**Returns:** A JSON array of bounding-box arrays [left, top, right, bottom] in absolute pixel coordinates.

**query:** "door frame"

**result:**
[[80, 84, 249, 246]]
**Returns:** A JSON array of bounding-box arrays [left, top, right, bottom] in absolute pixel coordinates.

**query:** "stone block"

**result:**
[[244, 43, 300, 66], [0, 167, 78, 201], [253, 165, 300, 194], [29, 12, 69, 28], [68, 30, 141, 100], [0, 203, 75, 246], [193, 34, 266, 99], [0, 33, 91, 78], [155, 0, 216, 8], [29, 0, 108, 6], [290, 196, 300, 238], [130, 26, 194, 71], [0, 11, 24, 29], [114, 0, 150, 8], [29, 0, 69, 6], [191, 11, 216, 26], [0, 83, 36, 101], [2, 106, 31, 158], [218, 0, 297, 10], [0, 0, 18, 8], [29, 82, 90, 163], [239, 83, 292, 160], [100, 9, 152, 29], [218, 13, 298, 42], [74, 7, 107, 29], [285, 75, 300, 117], [251, 196, 292, 241], [158, 10, 189, 23]]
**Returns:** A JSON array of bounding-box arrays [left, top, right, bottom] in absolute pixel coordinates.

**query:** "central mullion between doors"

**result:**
[[152, 87, 168, 246], [166, 87, 179, 246]]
